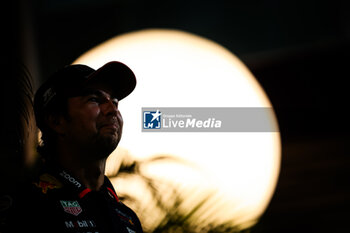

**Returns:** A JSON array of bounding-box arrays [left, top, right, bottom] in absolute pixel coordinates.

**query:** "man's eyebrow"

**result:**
[[80, 89, 105, 97], [79, 88, 117, 99]]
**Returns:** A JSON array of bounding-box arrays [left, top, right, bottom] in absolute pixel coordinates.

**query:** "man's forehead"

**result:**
[[75, 84, 118, 99]]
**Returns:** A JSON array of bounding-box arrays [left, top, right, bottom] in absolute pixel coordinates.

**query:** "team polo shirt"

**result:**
[[4, 166, 143, 233]]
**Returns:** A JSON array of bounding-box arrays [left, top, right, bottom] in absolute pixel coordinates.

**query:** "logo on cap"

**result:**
[[42, 87, 56, 107]]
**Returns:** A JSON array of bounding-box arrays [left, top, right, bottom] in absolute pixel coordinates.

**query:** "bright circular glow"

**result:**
[[74, 29, 281, 230]]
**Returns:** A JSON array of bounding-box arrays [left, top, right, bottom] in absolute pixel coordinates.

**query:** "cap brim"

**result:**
[[86, 61, 136, 101]]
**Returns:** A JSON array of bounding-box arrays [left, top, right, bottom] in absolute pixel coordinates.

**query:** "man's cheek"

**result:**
[[117, 112, 123, 127]]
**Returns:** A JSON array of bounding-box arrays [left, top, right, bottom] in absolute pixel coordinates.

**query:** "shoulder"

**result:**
[[6, 172, 64, 210], [0, 172, 64, 231], [3, 173, 63, 214], [116, 201, 144, 232], [104, 177, 143, 232], [0, 177, 40, 232], [9, 172, 64, 201], [31, 172, 64, 195]]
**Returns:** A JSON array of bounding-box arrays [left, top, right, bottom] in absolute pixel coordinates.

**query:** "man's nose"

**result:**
[[102, 99, 118, 116]]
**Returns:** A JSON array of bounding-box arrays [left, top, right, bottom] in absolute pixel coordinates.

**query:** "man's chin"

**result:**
[[95, 135, 119, 157]]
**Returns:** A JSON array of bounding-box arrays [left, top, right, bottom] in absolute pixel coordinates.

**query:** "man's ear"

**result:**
[[45, 114, 66, 135]]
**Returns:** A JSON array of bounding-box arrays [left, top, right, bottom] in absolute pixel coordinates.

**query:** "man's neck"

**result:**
[[55, 145, 107, 191]]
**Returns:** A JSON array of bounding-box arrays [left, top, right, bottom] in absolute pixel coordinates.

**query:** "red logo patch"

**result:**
[[34, 174, 63, 194]]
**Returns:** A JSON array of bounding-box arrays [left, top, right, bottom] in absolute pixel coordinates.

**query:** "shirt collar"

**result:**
[[45, 163, 120, 202]]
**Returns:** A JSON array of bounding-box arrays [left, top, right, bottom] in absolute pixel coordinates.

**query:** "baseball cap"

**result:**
[[34, 61, 136, 130]]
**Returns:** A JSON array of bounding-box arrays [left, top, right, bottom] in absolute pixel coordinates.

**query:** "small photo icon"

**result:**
[[143, 110, 162, 129]]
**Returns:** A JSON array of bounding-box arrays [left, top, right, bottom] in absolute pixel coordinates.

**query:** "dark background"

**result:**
[[3, 0, 350, 232]]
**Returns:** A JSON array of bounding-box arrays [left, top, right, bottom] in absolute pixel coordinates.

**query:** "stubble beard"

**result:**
[[94, 133, 120, 159], [83, 128, 120, 162]]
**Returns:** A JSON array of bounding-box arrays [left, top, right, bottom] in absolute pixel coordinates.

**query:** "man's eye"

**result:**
[[112, 99, 119, 107], [88, 97, 99, 103]]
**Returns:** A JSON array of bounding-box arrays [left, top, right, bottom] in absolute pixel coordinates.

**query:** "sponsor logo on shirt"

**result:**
[[33, 173, 63, 194], [115, 208, 134, 226], [60, 200, 83, 216], [59, 170, 82, 188], [64, 219, 96, 228]]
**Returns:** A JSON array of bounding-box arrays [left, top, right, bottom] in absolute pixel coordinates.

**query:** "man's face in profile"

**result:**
[[60, 83, 123, 159]]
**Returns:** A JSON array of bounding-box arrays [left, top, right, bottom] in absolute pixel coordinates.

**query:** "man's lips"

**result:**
[[99, 122, 119, 130]]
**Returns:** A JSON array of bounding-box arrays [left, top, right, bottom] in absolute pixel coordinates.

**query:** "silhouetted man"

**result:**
[[2, 61, 143, 233]]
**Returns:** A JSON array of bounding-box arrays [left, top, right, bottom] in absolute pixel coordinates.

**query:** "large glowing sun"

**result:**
[[73, 29, 281, 230]]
